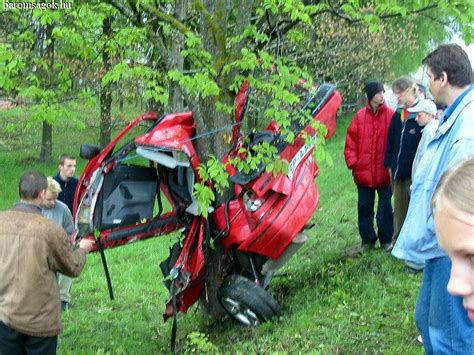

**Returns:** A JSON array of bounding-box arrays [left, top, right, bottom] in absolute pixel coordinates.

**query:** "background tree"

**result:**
[[0, 8, 94, 161]]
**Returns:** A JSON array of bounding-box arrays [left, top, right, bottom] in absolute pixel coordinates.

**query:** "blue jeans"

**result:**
[[415, 256, 473, 354], [357, 186, 393, 245]]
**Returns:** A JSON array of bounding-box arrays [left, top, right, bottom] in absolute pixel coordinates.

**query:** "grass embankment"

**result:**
[[0, 105, 423, 354]]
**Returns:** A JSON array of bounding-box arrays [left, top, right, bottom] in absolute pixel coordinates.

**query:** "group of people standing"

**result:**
[[0, 156, 94, 354], [345, 43, 474, 352]]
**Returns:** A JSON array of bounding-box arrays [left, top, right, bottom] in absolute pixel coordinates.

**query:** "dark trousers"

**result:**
[[357, 186, 393, 246], [0, 321, 57, 355]]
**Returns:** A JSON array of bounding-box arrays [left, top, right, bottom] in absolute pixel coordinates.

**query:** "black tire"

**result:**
[[217, 274, 281, 326]]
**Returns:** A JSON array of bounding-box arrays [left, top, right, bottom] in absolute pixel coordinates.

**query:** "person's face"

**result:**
[[393, 87, 413, 107], [59, 158, 76, 179], [370, 91, 385, 108], [436, 208, 474, 321], [415, 112, 433, 127], [426, 67, 447, 104], [42, 191, 58, 209]]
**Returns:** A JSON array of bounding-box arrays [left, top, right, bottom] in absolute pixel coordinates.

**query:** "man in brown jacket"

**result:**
[[0, 171, 94, 354]]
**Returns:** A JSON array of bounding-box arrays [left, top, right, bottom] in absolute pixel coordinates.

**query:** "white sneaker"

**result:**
[[416, 335, 423, 345]]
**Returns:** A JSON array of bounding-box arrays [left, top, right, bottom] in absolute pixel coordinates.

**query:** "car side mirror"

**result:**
[[80, 144, 101, 160]]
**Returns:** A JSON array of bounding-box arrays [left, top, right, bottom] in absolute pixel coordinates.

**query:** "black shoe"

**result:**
[[61, 301, 70, 311]]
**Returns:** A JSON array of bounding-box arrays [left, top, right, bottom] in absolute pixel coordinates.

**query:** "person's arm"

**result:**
[[384, 113, 396, 169], [48, 224, 94, 277], [63, 208, 74, 237], [427, 138, 474, 236], [344, 114, 359, 169]]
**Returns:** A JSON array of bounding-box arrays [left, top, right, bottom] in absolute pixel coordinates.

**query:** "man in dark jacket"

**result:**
[[53, 154, 78, 213], [0, 171, 94, 354], [384, 77, 422, 245], [344, 81, 394, 250]]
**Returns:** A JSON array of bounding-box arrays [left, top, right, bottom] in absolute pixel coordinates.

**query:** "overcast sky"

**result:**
[[453, 38, 474, 66], [413, 37, 474, 83]]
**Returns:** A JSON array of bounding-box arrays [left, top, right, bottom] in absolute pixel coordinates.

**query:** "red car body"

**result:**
[[74, 83, 342, 323]]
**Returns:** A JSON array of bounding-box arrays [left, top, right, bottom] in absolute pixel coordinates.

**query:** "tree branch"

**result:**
[[327, 0, 438, 24], [142, 2, 189, 34]]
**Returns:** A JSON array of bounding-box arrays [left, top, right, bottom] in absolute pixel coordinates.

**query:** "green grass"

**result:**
[[0, 105, 424, 354]]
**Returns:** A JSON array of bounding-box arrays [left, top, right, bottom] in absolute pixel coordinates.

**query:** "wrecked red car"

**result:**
[[74, 82, 342, 326]]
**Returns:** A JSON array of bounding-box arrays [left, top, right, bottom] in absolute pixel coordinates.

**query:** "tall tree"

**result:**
[[99, 16, 113, 148], [39, 22, 55, 163]]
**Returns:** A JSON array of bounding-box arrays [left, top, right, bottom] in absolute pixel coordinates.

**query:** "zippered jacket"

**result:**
[[384, 107, 422, 180], [53, 174, 78, 213], [344, 101, 394, 187], [0, 203, 87, 337], [392, 85, 474, 262]]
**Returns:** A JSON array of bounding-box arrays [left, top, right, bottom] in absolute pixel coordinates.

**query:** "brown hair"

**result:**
[[392, 76, 418, 96], [432, 156, 474, 220], [422, 44, 473, 87], [18, 171, 47, 199], [59, 154, 76, 166]]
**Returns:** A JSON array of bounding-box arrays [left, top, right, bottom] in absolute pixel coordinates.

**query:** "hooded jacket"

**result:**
[[344, 101, 394, 187], [0, 203, 87, 337]]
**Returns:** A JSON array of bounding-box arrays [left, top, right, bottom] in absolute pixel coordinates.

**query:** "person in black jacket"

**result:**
[[53, 154, 78, 213], [384, 76, 422, 245]]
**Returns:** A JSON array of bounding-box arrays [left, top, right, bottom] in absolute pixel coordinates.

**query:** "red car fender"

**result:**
[[214, 157, 319, 259], [164, 217, 206, 318], [316, 90, 342, 139]]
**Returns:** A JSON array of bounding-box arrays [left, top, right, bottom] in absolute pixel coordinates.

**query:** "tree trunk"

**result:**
[[167, 0, 187, 112], [39, 23, 55, 163], [40, 121, 53, 163], [193, 0, 234, 320], [99, 16, 113, 149]]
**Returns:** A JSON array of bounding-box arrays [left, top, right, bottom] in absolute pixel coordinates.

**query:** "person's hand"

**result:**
[[78, 238, 95, 253], [388, 167, 393, 185]]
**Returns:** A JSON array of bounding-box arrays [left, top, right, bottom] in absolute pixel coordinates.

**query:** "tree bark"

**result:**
[[39, 23, 55, 163], [40, 121, 53, 163], [167, 0, 187, 112], [193, 0, 234, 321], [99, 16, 113, 149]]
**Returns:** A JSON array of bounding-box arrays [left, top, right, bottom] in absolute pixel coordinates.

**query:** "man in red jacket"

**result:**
[[344, 81, 394, 250]]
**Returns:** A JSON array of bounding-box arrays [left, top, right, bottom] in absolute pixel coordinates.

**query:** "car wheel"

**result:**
[[217, 274, 280, 325]]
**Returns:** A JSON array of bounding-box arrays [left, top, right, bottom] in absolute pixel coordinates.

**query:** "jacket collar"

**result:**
[[365, 100, 388, 114], [55, 172, 67, 184], [11, 202, 42, 215], [436, 88, 474, 137]]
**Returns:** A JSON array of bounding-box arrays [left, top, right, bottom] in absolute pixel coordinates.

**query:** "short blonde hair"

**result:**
[[432, 156, 474, 222], [47, 177, 62, 194]]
